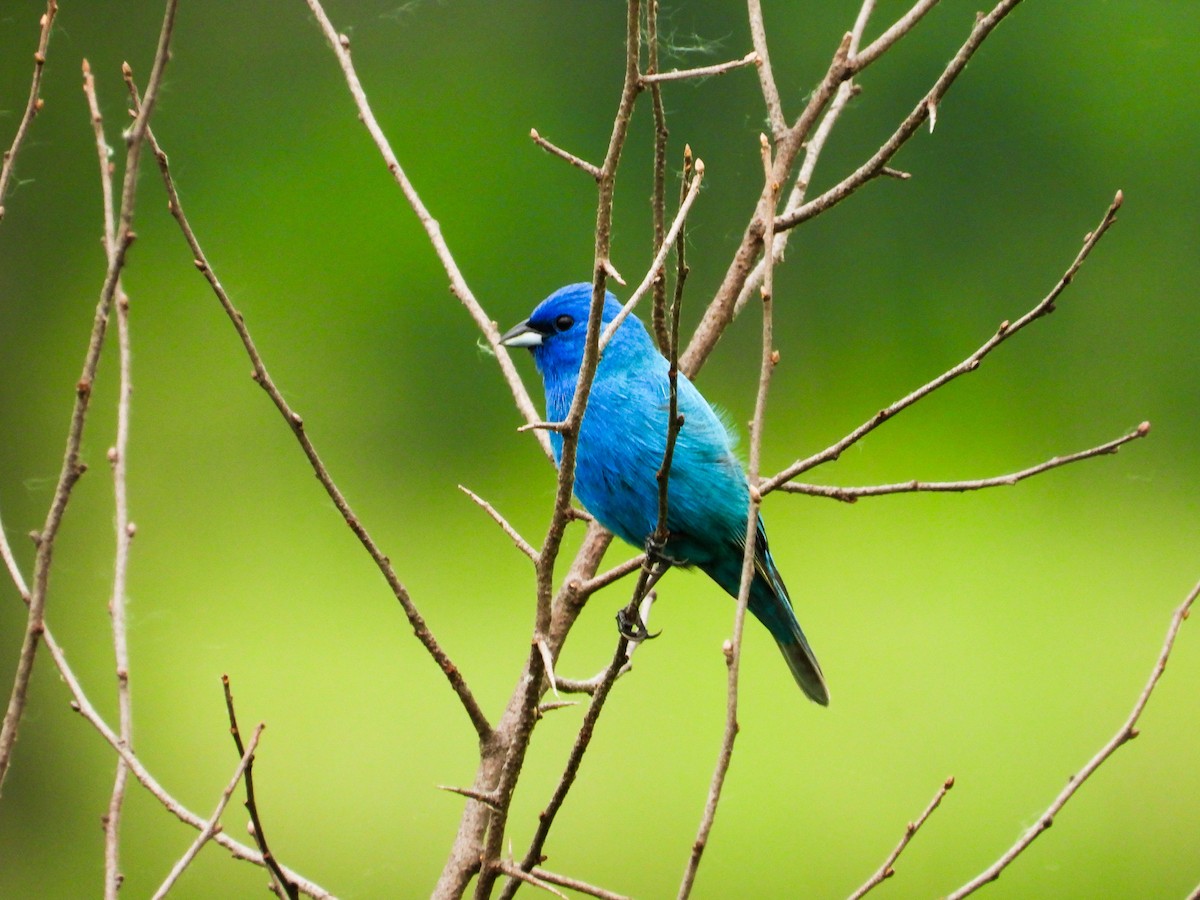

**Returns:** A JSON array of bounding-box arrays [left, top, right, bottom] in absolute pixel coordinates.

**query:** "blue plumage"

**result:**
[[501, 283, 829, 705]]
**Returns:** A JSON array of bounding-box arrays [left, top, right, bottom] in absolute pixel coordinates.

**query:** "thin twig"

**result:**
[[223, 676, 297, 900], [0, 0, 57, 224], [303, 0, 550, 460], [783, 424, 1150, 501], [852, 0, 942, 71], [499, 636, 633, 900], [776, 0, 1020, 233], [762, 191, 1125, 493], [734, 0, 875, 318], [685, 0, 1018, 377], [459, 485, 539, 562], [437, 784, 502, 811], [84, 59, 137, 900], [31, 620, 331, 896], [747, 0, 786, 139], [0, 0, 178, 799], [530, 867, 631, 900], [134, 99, 493, 746], [494, 862, 569, 900], [150, 723, 266, 900], [640, 51, 759, 84], [599, 161, 704, 350], [648, 0, 670, 352], [848, 776, 954, 900], [529, 129, 602, 181], [947, 579, 1200, 898], [679, 133, 779, 900], [476, 5, 647, 895]]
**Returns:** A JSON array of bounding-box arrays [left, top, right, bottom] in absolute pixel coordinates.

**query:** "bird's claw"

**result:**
[[616, 607, 661, 642]]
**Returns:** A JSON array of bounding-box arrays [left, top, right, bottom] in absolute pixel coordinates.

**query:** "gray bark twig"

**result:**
[[0, 0, 178, 798], [131, 90, 493, 746], [848, 776, 955, 899], [783, 424, 1150, 501], [762, 191, 1126, 493], [947, 579, 1200, 897], [0, 0, 57, 224]]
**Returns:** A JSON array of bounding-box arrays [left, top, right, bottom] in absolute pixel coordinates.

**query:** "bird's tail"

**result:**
[[749, 574, 830, 706], [700, 533, 830, 705]]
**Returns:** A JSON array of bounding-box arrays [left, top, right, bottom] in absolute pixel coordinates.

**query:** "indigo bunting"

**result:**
[[501, 283, 829, 705]]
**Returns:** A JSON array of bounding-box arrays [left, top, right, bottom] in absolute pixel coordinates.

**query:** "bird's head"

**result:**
[[500, 282, 639, 382]]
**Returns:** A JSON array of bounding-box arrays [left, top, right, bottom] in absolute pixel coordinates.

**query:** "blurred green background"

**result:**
[[1, 1, 1197, 897]]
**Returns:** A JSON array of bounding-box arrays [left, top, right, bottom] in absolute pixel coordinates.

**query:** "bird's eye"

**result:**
[[554, 314, 574, 332]]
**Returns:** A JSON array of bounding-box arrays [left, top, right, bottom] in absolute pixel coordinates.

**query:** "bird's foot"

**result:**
[[616, 606, 661, 642]]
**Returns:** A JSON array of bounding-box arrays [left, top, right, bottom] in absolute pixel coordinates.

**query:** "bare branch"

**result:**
[[640, 51, 759, 84], [679, 134, 779, 899], [947, 579, 1200, 898], [783, 424, 1150, 501], [599, 160, 704, 350], [762, 191, 1124, 493], [302, 0, 550, 460], [150, 724, 265, 900], [437, 784, 502, 811], [135, 106, 493, 745], [84, 59, 137, 900], [500, 635, 634, 900], [734, 0, 874, 319], [459, 485, 539, 562], [0, 0, 178, 798], [0, 0, 57, 224], [479, 5, 648, 893], [686, 0, 1022, 376], [529, 128, 602, 181], [777, 0, 1022, 233], [494, 861, 569, 900], [530, 867, 631, 900], [30, 620, 331, 896], [223, 676, 297, 900], [746, 0, 786, 138], [848, 776, 955, 900], [852, 0, 941, 71]]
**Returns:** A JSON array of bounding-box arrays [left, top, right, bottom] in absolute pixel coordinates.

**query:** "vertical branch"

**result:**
[[0, 0, 58, 224], [678, 134, 778, 899], [223, 676, 298, 900], [473, 7, 647, 896], [84, 60, 136, 900], [647, 0, 671, 352], [746, 0, 786, 139], [0, 0, 179, 799], [734, 0, 875, 316], [500, 147, 696, 900]]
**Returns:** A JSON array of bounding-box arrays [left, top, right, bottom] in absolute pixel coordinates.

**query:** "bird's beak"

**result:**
[[500, 319, 545, 348]]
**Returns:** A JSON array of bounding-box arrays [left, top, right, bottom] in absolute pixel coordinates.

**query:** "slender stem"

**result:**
[[35, 620, 331, 896], [747, 0, 786, 138], [776, 0, 1022, 233], [150, 724, 265, 900], [946, 579, 1200, 898], [134, 100, 493, 745], [678, 134, 778, 899], [84, 59, 136, 900], [477, 6, 646, 895], [640, 51, 759, 84], [847, 776, 954, 899], [0, 0, 57, 224], [0, 0, 178, 799], [783, 425, 1150, 501], [762, 191, 1124, 492], [223, 676, 297, 899]]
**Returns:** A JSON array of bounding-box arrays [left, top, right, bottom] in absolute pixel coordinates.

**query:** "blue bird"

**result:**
[[501, 283, 829, 705]]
